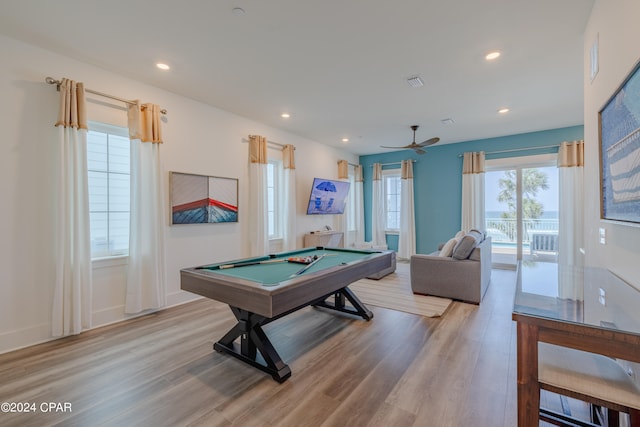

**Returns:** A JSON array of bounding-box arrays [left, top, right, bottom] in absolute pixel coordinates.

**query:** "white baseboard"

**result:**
[[91, 290, 201, 327], [0, 322, 53, 355], [0, 291, 202, 355], [167, 289, 200, 307]]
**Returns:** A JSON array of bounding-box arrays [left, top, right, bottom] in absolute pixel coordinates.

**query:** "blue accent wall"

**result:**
[[359, 125, 583, 254]]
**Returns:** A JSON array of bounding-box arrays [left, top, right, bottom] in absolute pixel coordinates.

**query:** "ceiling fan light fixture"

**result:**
[[379, 125, 439, 154], [406, 75, 424, 88]]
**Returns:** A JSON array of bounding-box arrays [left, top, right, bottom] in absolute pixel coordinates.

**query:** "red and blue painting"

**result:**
[[171, 172, 238, 224]]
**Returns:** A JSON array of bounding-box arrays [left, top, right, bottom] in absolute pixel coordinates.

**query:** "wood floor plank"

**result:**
[[384, 303, 477, 416], [321, 317, 429, 426]]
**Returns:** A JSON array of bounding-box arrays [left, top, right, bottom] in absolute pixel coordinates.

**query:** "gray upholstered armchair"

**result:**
[[410, 234, 492, 304]]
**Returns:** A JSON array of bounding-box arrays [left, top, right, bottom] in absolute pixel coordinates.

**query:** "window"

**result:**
[[484, 153, 558, 266], [267, 159, 283, 239], [383, 170, 401, 232], [87, 122, 130, 258]]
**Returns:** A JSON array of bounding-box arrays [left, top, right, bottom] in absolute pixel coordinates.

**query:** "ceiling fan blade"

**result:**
[[417, 137, 440, 147], [380, 145, 411, 149], [381, 128, 438, 151]]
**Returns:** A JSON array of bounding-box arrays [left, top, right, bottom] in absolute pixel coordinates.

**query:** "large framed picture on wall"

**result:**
[[599, 59, 640, 225], [170, 171, 239, 225]]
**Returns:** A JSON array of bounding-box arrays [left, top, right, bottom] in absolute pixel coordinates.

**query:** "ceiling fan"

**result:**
[[380, 125, 439, 155]]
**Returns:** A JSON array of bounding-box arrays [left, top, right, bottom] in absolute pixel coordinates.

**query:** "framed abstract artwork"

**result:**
[[599, 59, 640, 225], [170, 172, 238, 224]]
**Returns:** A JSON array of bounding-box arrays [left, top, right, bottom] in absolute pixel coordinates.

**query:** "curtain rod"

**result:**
[[242, 137, 292, 149], [371, 159, 417, 167], [457, 144, 560, 157], [45, 77, 168, 115], [338, 161, 359, 167]]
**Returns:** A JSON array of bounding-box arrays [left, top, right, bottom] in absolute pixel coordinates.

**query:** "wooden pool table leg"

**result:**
[[211, 288, 373, 383], [213, 306, 291, 383], [312, 287, 374, 321]]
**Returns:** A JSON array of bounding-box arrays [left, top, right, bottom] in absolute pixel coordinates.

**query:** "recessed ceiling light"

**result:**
[[281, 113, 290, 118], [232, 7, 246, 16], [156, 63, 170, 71], [341, 138, 349, 143], [485, 51, 501, 61], [498, 108, 510, 114]]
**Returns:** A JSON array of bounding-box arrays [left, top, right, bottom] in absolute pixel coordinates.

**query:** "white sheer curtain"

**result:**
[[338, 160, 352, 247], [249, 135, 269, 256], [461, 151, 486, 231], [52, 78, 92, 336], [371, 163, 386, 246], [398, 160, 416, 260], [558, 141, 584, 299], [282, 144, 296, 251], [354, 165, 365, 244], [125, 101, 166, 314]]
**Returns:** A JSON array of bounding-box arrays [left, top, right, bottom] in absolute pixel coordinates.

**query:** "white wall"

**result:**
[[0, 34, 357, 353], [583, 0, 640, 289]]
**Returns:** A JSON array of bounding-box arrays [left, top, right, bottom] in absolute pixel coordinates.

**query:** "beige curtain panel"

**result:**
[[283, 144, 295, 170], [373, 163, 383, 180], [248, 135, 268, 164], [462, 151, 485, 174], [54, 78, 88, 130], [128, 101, 163, 143], [558, 140, 585, 168], [337, 160, 349, 179], [401, 159, 413, 179], [355, 165, 363, 182]]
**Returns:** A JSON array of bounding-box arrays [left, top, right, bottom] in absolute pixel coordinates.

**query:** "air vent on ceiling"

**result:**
[[406, 75, 424, 88]]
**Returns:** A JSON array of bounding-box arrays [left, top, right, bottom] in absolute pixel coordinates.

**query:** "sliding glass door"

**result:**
[[485, 155, 559, 267]]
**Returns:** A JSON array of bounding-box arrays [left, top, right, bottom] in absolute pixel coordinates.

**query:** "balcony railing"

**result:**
[[485, 217, 558, 244]]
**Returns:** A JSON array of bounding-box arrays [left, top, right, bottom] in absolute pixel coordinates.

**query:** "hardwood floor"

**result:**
[[0, 269, 521, 427]]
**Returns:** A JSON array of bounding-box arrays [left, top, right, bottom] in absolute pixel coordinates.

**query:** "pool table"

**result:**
[[180, 247, 393, 382]]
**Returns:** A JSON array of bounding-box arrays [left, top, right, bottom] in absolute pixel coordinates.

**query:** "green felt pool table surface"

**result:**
[[197, 247, 377, 286]]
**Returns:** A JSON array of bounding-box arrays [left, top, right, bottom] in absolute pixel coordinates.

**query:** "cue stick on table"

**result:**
[[200, 252, 337, 270], [217, 258, 287, 269], [291, 254, 326, 277]]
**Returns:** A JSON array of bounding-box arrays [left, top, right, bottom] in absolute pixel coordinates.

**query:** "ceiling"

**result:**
[[0, 0, 594, 155]]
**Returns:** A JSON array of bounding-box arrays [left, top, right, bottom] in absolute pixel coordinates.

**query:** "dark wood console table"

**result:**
[[512, 262, 640, 426]]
